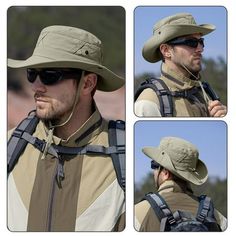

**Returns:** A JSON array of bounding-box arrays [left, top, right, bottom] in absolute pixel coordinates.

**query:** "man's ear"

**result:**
[[81, 73, 97, 95], [162, 168, 172, 180], [160, 44, 172, 59]]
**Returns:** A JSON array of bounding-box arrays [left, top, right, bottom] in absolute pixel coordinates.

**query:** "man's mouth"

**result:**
[[34, 94, 48, 103], [193, 54, 202, 60]]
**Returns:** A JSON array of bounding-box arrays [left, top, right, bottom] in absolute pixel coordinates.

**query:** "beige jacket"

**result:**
[[134, 180, 227, 231], [8, 108, 125, 231], [135, 63, 210, 117]]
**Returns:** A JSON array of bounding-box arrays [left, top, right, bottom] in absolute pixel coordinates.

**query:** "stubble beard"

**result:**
[[178, 58, 202, 78], [35, 94, 75, 125]]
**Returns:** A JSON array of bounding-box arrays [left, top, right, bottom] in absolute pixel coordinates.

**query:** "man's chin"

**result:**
[[189, 65, 201, 76], [36, 108, 53, 120]]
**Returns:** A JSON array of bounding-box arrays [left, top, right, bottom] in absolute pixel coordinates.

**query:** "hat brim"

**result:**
[[142, 146, 208, 185], [142, 23, 215, 63], [8, 55, 124, 92]]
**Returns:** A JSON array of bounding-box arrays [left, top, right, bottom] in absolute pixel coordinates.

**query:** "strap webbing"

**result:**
[[20, 131, 124, 157], [7, 112, 39, 173], [108, 120, 125, 191], [144, 193, 176, 226], [135, 78, 174, 117], [197, 195, 212, 222], [151, 78, 173, 117]]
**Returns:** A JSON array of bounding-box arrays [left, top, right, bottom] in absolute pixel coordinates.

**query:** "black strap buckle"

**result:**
[[158, 89, 169, 96], [34, 138, 46, 152], [12, 129, 24, 138], [117, 145, 125, 153]]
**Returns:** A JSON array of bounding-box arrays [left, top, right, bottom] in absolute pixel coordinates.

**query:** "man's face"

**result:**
[[29, 69, 78, 123], [169, 33, 204, 75]]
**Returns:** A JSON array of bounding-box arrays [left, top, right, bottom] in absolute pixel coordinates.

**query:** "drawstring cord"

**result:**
[[41, 71, 85, 159], [180, 63, 211, 104]]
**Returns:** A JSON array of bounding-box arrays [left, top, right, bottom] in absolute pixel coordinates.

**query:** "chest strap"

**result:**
[[19, 131, 125, 158]]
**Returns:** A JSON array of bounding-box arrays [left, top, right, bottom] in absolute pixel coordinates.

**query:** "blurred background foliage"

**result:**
[[135, 172, 227, 218], [8, 6, 125, 92], [134, 57, 227, 106]]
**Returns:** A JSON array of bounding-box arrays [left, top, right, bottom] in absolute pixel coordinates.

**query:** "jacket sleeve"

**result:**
[[135, 88, 162, 117]]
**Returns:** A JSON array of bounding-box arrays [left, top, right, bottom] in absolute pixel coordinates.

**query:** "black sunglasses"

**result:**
[[168, 37, 204, 48], [27, 68, 82, 86], [151, 160, 161, 170]]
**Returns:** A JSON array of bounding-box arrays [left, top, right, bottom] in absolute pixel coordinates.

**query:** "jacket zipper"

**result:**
[[46, 158, 59, 231], [46, 156, 65, 231]]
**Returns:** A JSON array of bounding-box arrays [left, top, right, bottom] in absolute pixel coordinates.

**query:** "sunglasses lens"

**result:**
[[199, 38, 204, 47], [40, 70, 62, 85], [151, 160, 160, 170], [187, 39, 203, 48], [27, 69, 38, 83], [169, 38, 204, 48], [186, 39, 197, 48], [27, 68, 81, 85]]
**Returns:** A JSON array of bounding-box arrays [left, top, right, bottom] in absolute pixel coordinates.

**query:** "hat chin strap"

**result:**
[[41, 71, 85, 159], [49, 70, 85, 130], [180, 63, 211, 103]]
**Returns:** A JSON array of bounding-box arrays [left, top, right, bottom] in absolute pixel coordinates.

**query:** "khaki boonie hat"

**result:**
[[142, 13, 216, 63], [142, 137, 208, 185], [8, 25, 124, 91]]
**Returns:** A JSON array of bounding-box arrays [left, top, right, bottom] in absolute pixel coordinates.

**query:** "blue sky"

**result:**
[[134, 6, 227, 76], [134, 121, 227, 185]]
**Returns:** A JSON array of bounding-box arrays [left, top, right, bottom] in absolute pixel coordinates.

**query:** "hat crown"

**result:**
[[159, 137, 199, 171], [153, 13, 197, 35], [34, 25, 103, 64]]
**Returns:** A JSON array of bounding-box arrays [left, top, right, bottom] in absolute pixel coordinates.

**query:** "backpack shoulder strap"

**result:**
[[7, 111, 39, 174], [108, 120, 125, 192], [196, 195, 221, 231], [202, 81, 220, 101], [135, 78, 174, 117], [197, 195, 213, 222], [197, 195, 218, 223], [144, 192, 176, 230]]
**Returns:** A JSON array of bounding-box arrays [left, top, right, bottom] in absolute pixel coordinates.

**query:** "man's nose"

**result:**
[[196, 42, 204, 52], [31, 77, 47, 93]]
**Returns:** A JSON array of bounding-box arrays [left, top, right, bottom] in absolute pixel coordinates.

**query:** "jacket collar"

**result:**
[[161, 63, 201, 90], [157, 179, 193, 195]]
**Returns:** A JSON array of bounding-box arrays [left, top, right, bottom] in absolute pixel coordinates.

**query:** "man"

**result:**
[[7, 25, 125, 231], [135, 137, 227, 231], [135, 13, 227, 117]]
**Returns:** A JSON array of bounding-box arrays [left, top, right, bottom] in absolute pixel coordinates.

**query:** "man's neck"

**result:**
[[164, 61, 190, 78], [53, 101, 94, 140]]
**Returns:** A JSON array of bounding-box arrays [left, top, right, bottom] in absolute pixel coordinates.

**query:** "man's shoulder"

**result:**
[[135, 199, 151, 216], [136, 87, 159, 102]]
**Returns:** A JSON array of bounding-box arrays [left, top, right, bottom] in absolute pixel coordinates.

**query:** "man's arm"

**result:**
[[135, 100, 162, 117], [135, 88, 162, 117]]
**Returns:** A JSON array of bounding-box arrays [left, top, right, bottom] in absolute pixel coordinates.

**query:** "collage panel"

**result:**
[[134, 120, 227, 232], [134, 6, 227, 117], [7, 6, 125, 232]]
